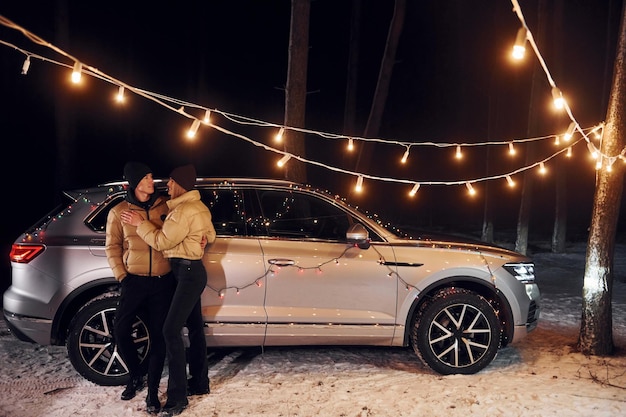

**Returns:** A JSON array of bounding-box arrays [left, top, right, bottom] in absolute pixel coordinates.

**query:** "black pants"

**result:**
[[163, 258, 208, 404], [114, 272, 175, 393]]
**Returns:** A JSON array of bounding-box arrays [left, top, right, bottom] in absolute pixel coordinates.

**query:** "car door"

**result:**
[[198, 188, 267, 346], [254, 189, 398, 346]]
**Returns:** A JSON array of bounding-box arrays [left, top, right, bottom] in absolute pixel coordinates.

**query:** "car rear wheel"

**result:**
[[412, 287, 501, 375], [66, 295, 150, 386]]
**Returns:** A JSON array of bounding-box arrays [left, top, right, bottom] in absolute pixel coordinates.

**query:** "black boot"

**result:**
[[146, 390, 161, 415], [120, 375, 145, 401], [187, 377, 210, 396]]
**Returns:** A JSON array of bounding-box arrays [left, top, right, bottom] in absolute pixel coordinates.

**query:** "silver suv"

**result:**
[[4, 178, 540, 385]]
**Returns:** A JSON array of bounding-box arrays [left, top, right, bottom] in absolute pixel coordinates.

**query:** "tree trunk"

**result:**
[[343, 0, 361, 137], [354, 0, 405, 182], [578, 1, 626, 356], [283, 0, 310, 184]]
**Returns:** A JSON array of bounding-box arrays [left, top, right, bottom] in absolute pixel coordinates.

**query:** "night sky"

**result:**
[[1, 0, 625, 279]]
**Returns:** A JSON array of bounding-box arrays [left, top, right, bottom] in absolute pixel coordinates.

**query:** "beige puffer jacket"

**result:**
[[105, 195, 171, 281], [136, 190, 216, 260]]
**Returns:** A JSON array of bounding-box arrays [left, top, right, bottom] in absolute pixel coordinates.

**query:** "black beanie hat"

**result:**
[[169, 164, 196, 191], [124, 162, 152, 189]]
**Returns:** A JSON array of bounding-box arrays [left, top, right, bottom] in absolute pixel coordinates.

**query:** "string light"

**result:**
[[401, 147, 410, 164], [275, 127, 285, 142], [186, 119, 201, 139], [587, 141, 598, 159], [508, 142, 516, 155], [455, 145, 463, 160], [203, 109, 211, 124], [409, 183, 420, 197], [538, 162, 547, 175], [465, 182, 476, 196], [21, 55, 30, 74], [506, 175, 515, 187], [115, 85, 125, 103], [564, 121, 576, 141], [347, 137, 354, 151], [566, 147, 572, 157], [554, 135, 560, 146], [512, 27, 527, 60], [71, 61, 82, 84], [277, 154, 291, 167], [355, 176, 364, 193], [551, 87, 565, 110]]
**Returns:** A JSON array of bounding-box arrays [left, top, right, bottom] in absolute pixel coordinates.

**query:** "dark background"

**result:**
[[1, 1, 625, 298]]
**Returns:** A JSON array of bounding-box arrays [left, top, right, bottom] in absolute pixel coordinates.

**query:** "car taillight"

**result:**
[[10, 244, 46, 263]]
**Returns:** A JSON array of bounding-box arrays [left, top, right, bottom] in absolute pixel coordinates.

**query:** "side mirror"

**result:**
[[346, 223, 370, 249]]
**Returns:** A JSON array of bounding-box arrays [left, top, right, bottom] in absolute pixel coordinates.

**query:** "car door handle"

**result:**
[[268, 258, 296, 267]]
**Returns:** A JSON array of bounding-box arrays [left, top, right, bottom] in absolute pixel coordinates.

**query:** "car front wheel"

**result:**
[[412, 287, 501, 375], [66, 295, 150, 386]]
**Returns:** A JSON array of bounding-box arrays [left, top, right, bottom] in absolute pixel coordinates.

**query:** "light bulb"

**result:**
[[275, 127, 285, 142], [551, 87, 565, 110], [506, 175, 515, 187], [203, 109, 211, 124], [277, 154, 291, 167], [71, 61, 82, 84], [539, 162, 547, 175], [455, 145, 462, 160], [508, 142, 516, 155], [21, 56, 31, 75], [566, 147, 572, 158], [186, 119, 201, 139], [409, 183, 420, 197], [564, 121, 576, 141], [115, 86, 125, 103], [512, 28, 527, 60], [347, 138, 354, 151], [465, 182, 476, 196], [401, 148, 410, 164], [355, 176, 364, 192]]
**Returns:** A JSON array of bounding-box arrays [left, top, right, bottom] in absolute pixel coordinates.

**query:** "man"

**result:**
[[122, 163, 215, 417], [105, 162, 175, 414]]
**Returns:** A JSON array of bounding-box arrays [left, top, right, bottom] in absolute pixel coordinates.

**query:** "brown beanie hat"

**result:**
[[169, 164, 196, 191]]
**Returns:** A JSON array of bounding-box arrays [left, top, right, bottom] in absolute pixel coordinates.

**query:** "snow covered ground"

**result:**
[[1, 242, 625, 417]]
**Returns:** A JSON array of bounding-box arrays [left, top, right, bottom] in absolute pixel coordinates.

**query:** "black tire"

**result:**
[[412, 288, 501, 375], [66, 295, 150, 386]]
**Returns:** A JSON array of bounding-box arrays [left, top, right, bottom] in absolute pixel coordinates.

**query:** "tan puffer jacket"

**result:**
[[105, 195, 171, 281], [137, 190, 216, 260]]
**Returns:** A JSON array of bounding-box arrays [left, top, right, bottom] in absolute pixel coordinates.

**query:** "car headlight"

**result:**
[[503, 262, 535, 283]]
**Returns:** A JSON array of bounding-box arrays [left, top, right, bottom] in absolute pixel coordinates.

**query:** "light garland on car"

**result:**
[[0, 1, 622, 200]]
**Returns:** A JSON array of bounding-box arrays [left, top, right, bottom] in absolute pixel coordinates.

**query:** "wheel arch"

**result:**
[[51, 278, 120, 345], [403, 276, 515, 348]]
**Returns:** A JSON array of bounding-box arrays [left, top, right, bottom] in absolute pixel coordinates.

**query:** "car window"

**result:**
[[87, 195, 125, 232], [200, 189, 247, 236], [256, 190, 351, 241]]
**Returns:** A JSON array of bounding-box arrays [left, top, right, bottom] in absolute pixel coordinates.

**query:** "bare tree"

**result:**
[[283, 0, 310, 183], [578, 1, 626, 356]]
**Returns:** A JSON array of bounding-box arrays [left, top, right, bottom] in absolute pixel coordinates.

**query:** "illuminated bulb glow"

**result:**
[[115, 86, 125, 103], [566, 147, 572, 157], [552, 87, 565, 110], [409, 183, 420, 197], [275, 127, 285, 142], [355, 176, 364, 192], [506, 175, 515, 187], [465, 182, 476, 195], [512, 28, 527, 60], [564, 121, 576, 141], [186, 119, 201, 139], [590, 124, 603, 140], [347, 138, 354, 151], [539, 162, 547, 175], [554, 135, 560, 146], [455, 145, 462, 159], [277, 154, 291, 167], [401, 148, 410, 164], [508, 142, 516, 155], [21, 56, 31, 75], [203, 109, 211, 124], [587, 141, 598, 159], [71, 61, 82, 84], [596, 160, 603, 170]]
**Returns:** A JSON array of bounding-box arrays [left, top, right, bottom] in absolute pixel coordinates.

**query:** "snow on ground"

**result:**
[[1, 242, 625, 417]]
